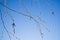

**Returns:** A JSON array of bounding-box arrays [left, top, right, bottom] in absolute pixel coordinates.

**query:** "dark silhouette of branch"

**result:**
[[0, 2, 28, 17], [17, 0, 49, 40], [0, 10, 20, 40], [9, 32, 20, 40], [36, 22, 44, 40], [37, 16, 50, 32], [20, 1, 45, 40], [3, 0, 16, 34], [0, 10, 11, 40], [0, 2, 42, 40], [20, 0, 32, 19], [0, 2, 40, 24], [0, 1, 50, 40], [39, 29, 43, 40], [45, 0, 55, 16]]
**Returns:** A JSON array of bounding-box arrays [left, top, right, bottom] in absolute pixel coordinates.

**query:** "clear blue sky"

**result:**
[[0, 0, 60, 40]]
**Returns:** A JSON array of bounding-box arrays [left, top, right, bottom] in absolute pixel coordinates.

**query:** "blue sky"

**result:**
[[0, 0, 60, 40]]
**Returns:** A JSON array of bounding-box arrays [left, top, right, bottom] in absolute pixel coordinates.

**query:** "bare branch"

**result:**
[[3, 0, 16, 34], [0, 10, 11, 40]]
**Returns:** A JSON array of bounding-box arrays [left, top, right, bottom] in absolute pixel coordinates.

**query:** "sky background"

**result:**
[[0, 0, 60, 40]]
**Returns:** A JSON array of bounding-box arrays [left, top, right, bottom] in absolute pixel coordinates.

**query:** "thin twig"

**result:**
[[3, 0, 16, 34], [0, 10, 11, 40], [0, 10, 20, 40], [0, 2, 40, 24], [9, 32, 20, 40]]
